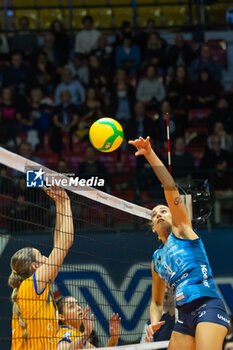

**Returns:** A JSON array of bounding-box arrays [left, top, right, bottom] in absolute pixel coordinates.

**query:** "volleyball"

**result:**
[[89, 117, 124, 152]]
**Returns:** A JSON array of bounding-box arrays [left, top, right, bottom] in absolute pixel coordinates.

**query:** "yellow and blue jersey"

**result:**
[[11, 272, 58, 350], [57, 326, 87, 348], [153, 232, 220, 306]]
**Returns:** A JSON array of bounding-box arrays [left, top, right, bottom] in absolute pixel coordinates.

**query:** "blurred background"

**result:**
[[0, 1, 233, 348]]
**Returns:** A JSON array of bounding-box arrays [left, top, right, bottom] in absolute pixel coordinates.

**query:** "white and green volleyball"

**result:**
[[89, 117, 124, 152]]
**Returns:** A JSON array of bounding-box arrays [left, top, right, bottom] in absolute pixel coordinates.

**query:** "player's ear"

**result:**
[[31, 262, 40, 273], [152, 224, 156, 233]]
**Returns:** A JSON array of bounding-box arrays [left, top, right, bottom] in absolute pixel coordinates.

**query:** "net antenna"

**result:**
[[166, 112, 193, 221]]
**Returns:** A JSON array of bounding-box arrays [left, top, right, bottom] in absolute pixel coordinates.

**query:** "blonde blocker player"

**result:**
[[8, 187, 74, 349], [129, 137, 230, 350]]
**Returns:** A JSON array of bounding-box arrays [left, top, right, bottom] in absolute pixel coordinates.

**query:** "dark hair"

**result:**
[[147, 18, 155, 25], [11, 51, 22, 58], [50, 19, 65, 33], [199, 67, 212, 81], [121, 20, 131, 29], [82, 15, 93, 24], [19, 16, 29, 23], [37, 50, 48, 59], [145, 64, 156, 73]]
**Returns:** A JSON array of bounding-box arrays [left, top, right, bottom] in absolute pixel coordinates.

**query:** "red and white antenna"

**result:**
[[166, 112, 171, 174]]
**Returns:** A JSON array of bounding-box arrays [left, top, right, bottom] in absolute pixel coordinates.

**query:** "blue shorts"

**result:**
[[174, 297, 230, 337]]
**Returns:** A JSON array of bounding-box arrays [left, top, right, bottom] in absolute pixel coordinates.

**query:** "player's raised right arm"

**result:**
[[129, 137, 198, 240], [36, 187, 74, 293]]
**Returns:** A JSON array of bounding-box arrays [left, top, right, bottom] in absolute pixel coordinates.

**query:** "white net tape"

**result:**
[[0, 147, 151, 220], [97, 340, 169, 350]]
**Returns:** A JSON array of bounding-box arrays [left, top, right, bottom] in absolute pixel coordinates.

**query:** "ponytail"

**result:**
[[8, 247, 35, 339]]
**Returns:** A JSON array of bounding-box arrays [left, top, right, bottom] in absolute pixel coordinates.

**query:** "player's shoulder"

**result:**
[[57, 326, 81, 340]]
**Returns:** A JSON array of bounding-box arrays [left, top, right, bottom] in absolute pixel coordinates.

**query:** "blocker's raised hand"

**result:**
[[128, 136, 152, 157]]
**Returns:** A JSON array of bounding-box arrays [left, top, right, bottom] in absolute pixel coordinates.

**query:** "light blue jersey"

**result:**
[[153, 233, 220, 307]]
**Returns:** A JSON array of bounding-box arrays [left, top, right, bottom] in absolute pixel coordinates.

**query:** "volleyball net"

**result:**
[[0, 146, 172, 348]]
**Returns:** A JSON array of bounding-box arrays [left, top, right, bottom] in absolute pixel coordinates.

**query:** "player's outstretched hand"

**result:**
[[43, 186, 70, 204], [145, 321, 165, 342], [128, 136, 152, 157], [83, 305, 94, 338], [109, 313, 121, 343]]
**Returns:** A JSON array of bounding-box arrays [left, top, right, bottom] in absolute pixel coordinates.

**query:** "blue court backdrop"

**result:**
[[0, 228, 232, 349]]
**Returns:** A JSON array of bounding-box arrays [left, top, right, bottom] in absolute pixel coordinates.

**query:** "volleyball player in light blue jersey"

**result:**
[[129, 136, 230, 350]]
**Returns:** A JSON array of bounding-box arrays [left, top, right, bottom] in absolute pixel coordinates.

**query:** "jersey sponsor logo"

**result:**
[[171, 273, 188, 290], [177, 319, 184, 324], [169, 249, 184, 258], [164, 262, 176, 278], [198, 311, 206, 318], [217, 314, 230, 324], [62, 331, 73, 337], [201, 265, 210, 287]]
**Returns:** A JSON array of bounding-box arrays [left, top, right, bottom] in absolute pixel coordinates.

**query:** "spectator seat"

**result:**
[[37, 0, 60, 6], [86, 0, 107, 4], [137, 6, 161, 27], [61, 0, 83, 4], [162, 6, 187, 26], [205, 3, 228, 25], [89, 8, 113, 28], [188, 109, 212, 127], [14, 0, 35, 6], [113, 7, 133, 27], [39, 9, 65, 29], [206, 39, 227, 68], [68, 8, 88, 28], [110, 0, 131, 4]]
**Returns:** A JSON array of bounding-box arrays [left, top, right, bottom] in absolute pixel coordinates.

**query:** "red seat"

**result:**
[[188, 109, 212, 121], [205, 39, 227, 68]]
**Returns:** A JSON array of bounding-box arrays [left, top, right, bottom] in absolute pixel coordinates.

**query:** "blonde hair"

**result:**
[[8, 247, 36, 339]]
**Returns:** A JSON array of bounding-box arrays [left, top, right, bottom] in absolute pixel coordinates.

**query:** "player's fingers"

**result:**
[[149, 325, 155, 336], [145, 331, 152, 343], [83, 305, 90, 317], [128, 140, 135, 145]]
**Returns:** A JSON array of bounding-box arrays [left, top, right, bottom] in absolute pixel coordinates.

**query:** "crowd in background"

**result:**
[[0, 15, 233, 222]]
